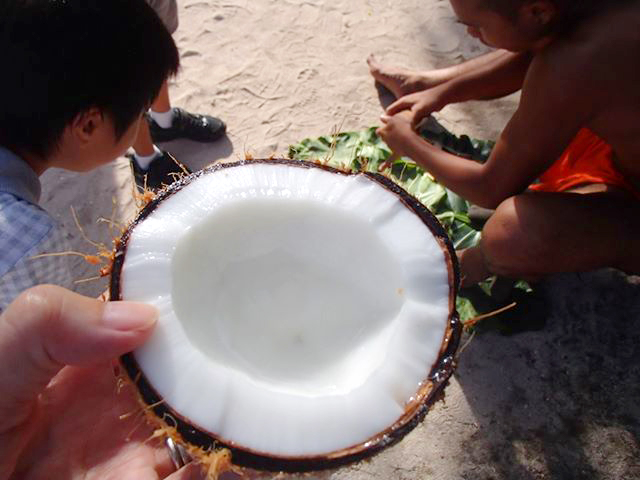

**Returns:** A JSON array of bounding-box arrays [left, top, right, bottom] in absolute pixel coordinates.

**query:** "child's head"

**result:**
[[484, 0, 601, 23], [0, 0, 180, 170], [451, 0, 614, 51]]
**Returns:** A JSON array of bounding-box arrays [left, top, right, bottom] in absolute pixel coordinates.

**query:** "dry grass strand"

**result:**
[[462, 301, 518, 331]]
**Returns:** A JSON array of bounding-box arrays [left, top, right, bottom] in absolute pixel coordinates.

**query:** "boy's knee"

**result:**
[[480, 196, 539, 277]]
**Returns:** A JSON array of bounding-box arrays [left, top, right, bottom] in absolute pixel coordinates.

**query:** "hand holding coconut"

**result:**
[[0, 285, 203, 480]]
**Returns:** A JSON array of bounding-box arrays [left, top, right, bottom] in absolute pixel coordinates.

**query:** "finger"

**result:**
[[396, 109, 414, 121], [378, 152, 401, 172], [385, 97, 413, 115], [164, 463, 207, 480], [379, 114, 390, 124], [153, 442, 181, 479], [375, 124, 388, 141], [378, 160, 392, 172], [410, 104, 430, 128], [0, 285, 158, 430]]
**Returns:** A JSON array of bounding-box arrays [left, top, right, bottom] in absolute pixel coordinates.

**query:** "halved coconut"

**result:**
[[110, 159, 460, 473]]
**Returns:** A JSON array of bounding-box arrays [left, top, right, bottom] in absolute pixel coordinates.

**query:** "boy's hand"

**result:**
[[377, 110, 417, 158], [386, 85, 447, 129]]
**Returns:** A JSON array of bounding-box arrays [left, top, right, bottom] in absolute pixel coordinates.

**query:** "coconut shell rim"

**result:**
[[111, 158, 462, 473]]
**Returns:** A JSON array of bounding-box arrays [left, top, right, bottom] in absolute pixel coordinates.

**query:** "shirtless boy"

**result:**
[[370, 0, 640, 286]]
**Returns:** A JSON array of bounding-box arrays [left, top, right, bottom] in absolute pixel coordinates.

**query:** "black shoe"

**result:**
[[147, 108, 226, 143], [128, 150, 191, 192]]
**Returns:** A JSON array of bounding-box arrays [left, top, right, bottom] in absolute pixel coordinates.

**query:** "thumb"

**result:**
[[410, 104, 429, 129], [0, 284, 157, 428]]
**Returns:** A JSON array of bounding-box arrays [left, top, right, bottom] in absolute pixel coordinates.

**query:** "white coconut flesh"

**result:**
[[120, 162, 452, 458]]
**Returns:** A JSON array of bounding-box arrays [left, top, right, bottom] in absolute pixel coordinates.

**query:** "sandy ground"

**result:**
[[39, 0, 640, 478]]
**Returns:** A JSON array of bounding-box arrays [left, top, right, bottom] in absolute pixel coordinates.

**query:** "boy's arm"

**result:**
[[387, 51, 533, 127], [379, 52, 594, 208], [440, 50, 532, 102]]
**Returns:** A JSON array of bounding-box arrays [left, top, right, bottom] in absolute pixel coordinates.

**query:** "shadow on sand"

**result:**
[[370, 55, 640, 478], [455, 270, 640, 479], [158, 134, 235, 172]]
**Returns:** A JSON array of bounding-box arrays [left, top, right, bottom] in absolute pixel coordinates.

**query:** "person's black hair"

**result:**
[[484, 0, 632, 23], [0, 0, 180, 158]]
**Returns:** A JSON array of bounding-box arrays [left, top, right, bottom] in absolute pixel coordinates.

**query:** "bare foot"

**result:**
[[367, 54, 448, 98]]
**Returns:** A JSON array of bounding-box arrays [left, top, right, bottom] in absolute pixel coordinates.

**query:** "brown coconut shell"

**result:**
[[110, 159, 462, 473]]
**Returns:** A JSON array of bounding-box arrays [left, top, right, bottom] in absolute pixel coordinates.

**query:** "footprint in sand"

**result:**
[[297, 68, 319, 81]]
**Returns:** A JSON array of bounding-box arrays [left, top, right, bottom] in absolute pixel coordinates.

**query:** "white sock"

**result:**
[[133, 145, 162, 170], [149, 108, 175, 129]]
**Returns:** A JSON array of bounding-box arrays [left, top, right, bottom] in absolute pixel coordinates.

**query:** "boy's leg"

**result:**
[[130, 81, 171, 166], [459, 188, 640, 285], [143, 0, 226, 143], [128, 118, 188, 192], [150, 80, 171, 114], [129, 81, 190, 193], [132, 120, 156, 157], [367, 50, 512, 98], [146, 80, 174, 129], [145, 79, 226, 143]]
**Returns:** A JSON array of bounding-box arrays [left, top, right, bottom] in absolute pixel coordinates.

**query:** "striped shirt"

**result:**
[[0, 147, 73, 311]]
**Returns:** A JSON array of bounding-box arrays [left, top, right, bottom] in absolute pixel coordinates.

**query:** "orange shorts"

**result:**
[[529, 128, 639, 198]]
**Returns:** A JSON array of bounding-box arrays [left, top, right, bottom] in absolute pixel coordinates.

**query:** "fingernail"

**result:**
[[102, 302, 158, 331]]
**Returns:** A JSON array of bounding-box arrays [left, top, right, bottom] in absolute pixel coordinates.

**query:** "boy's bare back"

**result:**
[[482, 0, 640, 202], [557, 1, 640, 188]]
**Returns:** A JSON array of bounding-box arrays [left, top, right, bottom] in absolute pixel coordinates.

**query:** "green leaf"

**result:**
[[456, 296, 479, 324], [444, 189, 468, 214], [289, 127, 483, 251]]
